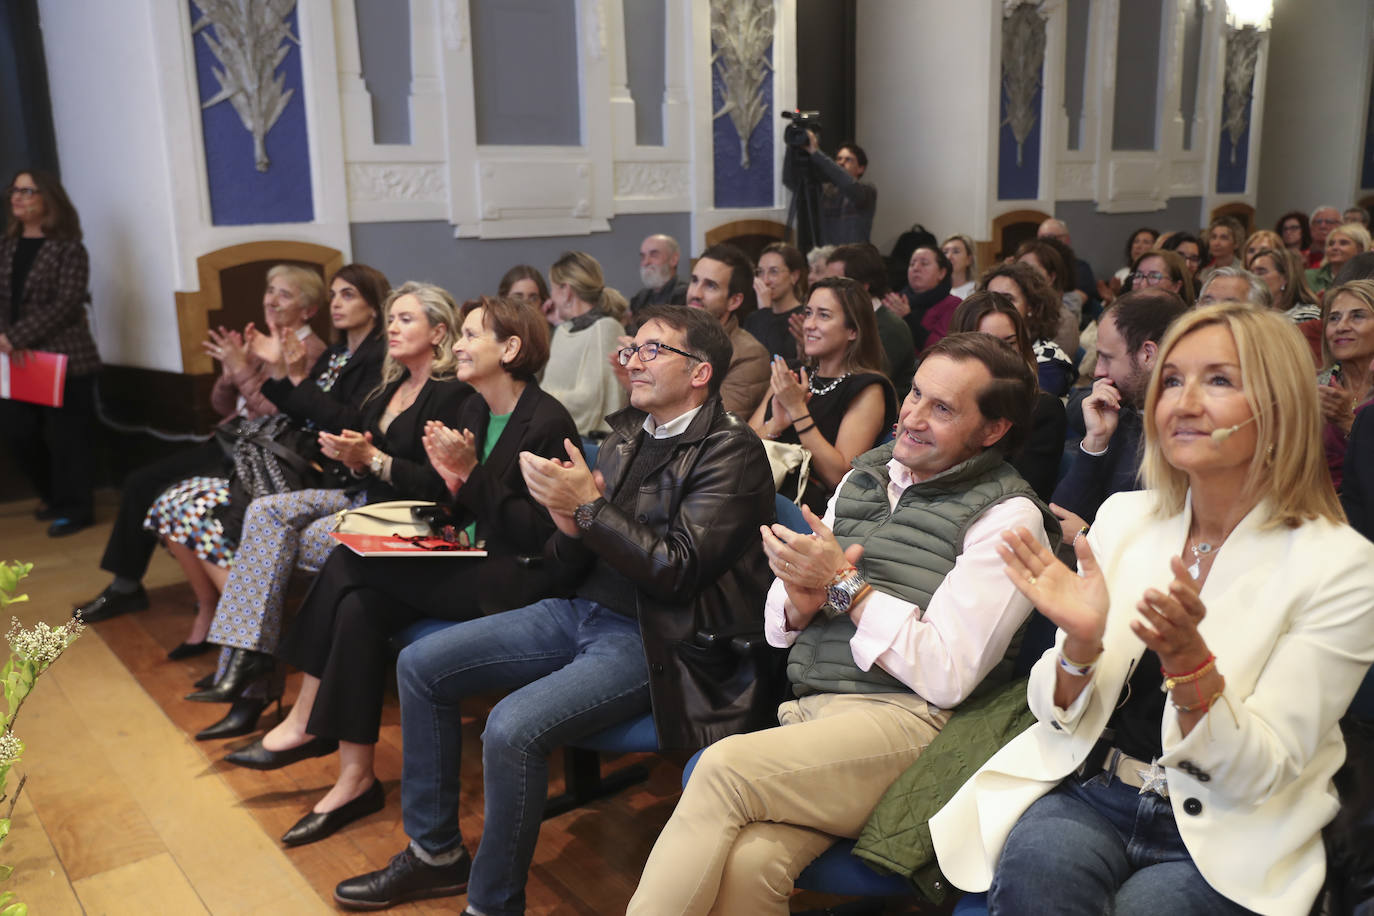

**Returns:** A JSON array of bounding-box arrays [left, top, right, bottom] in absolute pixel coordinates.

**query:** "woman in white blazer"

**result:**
[[931, 303, 1374, 916]]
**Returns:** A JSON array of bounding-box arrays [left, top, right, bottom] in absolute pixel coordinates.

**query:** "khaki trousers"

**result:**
[[628, 691, 947, 916]]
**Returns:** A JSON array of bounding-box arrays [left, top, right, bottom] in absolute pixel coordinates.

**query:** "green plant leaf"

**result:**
[[0, 901, 26, 916], [0, 865, 11, 882]]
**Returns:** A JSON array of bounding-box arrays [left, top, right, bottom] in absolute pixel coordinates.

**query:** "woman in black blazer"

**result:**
[[224, 295, 580, 848], [0, 169, 101, 536]]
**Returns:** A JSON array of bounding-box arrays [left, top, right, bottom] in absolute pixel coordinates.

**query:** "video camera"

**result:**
[[781, 109, 821, 149]]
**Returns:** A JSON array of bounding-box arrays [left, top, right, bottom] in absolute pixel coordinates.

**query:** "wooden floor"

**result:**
[[0, 492, 904, 915]]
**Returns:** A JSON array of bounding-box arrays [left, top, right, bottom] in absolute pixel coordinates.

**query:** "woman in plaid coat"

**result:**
[[0, 169, 101, 536]]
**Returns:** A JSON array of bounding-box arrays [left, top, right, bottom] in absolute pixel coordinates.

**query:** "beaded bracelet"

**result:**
[[1162, 654, 1216, 690]]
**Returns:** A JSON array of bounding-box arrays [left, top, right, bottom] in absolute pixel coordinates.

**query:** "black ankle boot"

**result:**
[[195, 696, 282, 740], [185, 648, 275, 702]]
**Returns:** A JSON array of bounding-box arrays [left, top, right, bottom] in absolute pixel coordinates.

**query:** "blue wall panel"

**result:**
[[191, 2, 313, 225], [712, 45, 773, 209], [1215, 96, 1251, 194], [998, 84, 1042, 200]]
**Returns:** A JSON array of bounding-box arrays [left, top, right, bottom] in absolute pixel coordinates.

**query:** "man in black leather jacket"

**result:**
[[333, 305, 777, 914]]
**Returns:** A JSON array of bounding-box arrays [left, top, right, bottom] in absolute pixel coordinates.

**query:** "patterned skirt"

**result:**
[[143, 476, 235, 567]]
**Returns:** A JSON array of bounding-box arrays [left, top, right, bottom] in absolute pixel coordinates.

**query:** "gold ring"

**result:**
[[1027, 575, 1037, 586]]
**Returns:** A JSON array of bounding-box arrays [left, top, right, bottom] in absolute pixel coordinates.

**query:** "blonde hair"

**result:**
[[941, 233, 977, 285], [266, 264, 326, 314], [549, 251, 628, 324], [373, 281, 460, 395], [1141, 303, 1343, 529], [1243, 230, 1285, 263], [1319, 279, 1374, 369], [1325, 223, 1373, 265]]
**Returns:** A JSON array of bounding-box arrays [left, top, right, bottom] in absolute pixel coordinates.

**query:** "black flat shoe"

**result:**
[[74, 584, 149, 623], [192, 670, 218, 690], [48, 516, 93, 538], [282, 779, 385, 847], [195, 696, 280, 741], [223, 735, 338, 770], [167, 640, 215, 661], [185, 648, 274, 702], [334, 844, 470, 910]]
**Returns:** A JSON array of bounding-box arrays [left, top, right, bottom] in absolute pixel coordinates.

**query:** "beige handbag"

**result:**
[[761, 439, 812, 505], [329, 499, 440, 537]]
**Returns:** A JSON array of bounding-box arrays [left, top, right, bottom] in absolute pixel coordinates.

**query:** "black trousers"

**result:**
[[0, 371, 97, 519], [278, 544, 557, 745], [97, 439, 228, 581]]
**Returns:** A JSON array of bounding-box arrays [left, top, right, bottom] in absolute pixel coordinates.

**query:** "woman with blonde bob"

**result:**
[[932, 303, 1374, 915]]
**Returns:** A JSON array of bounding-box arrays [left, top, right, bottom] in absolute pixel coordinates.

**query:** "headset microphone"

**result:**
[[1210, 414, 1259, 442]]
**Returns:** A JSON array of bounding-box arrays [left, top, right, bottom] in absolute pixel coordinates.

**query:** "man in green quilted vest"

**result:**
[[630, 333, 1058, 914]]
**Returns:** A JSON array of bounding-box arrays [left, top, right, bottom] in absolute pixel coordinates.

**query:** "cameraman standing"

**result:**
[[782, 129, 877, 247]]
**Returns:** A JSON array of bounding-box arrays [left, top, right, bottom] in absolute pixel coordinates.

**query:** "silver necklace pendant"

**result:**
[[809, 372, 849, 397], [1187, 541, 1215, 580]]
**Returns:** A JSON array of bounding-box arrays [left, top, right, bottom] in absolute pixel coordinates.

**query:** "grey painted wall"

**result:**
[[350, 213, 693, 303], [624, 0, 666, 146], [355, 0, 411, 144], [1112, 0, 1163, 151], [1054, 197, 1203, 279], [1256, 0, 1374, 224], [1062, 0, 1088, 150], [471, 0, 581, 145]]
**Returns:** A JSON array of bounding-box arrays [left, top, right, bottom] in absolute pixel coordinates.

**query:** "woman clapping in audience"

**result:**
[[932, 303, 1374, 915], [750, 277, 895, 515], [1317, 280, 1374, 491], [141, 266, 327, 642], [222, 295, 578, 848], [886, 245, 962, 351]]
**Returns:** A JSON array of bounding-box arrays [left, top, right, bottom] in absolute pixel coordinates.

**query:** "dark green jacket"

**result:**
[[852, 676, 1037, 903]]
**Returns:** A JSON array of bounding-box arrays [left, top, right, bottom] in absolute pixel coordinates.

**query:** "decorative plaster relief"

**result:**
[[1107, 159, 1163, 202], [477, 159, 594, 218], [441, 0, 469, 51], [1055, 161, 1095, 196], [347, 163, 446, 202], [191, 0, 298, 172], [710, 0, 774, 168], [1169, 160, 1203, 191], [1222, 26, 1262, 164], [614, 162, 690, 198], [1002, 3, 1048, 167]]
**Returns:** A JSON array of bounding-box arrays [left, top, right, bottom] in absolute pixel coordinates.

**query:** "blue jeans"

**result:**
[[988, 774, 1255, 915], [397, 598, 651, 916]]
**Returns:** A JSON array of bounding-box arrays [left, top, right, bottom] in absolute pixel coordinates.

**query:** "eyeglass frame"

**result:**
[[617, 341, 704, 367], [1130, 270, 1170, 285], [6, 186, 39, 198]]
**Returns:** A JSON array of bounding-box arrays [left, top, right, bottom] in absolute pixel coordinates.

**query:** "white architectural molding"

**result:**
[[607, 0, 693, 214], [335, 0, 450, 221]]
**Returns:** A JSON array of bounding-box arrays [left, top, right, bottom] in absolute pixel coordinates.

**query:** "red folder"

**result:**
[[330, 531, 488, 558], [0, 351, 67, 407]]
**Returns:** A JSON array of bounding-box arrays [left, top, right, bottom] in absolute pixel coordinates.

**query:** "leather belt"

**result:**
[[1102, 747, 1169, 798]]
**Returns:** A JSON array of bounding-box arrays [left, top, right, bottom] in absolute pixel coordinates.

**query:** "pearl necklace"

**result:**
[[808, 372, 850, 397]]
